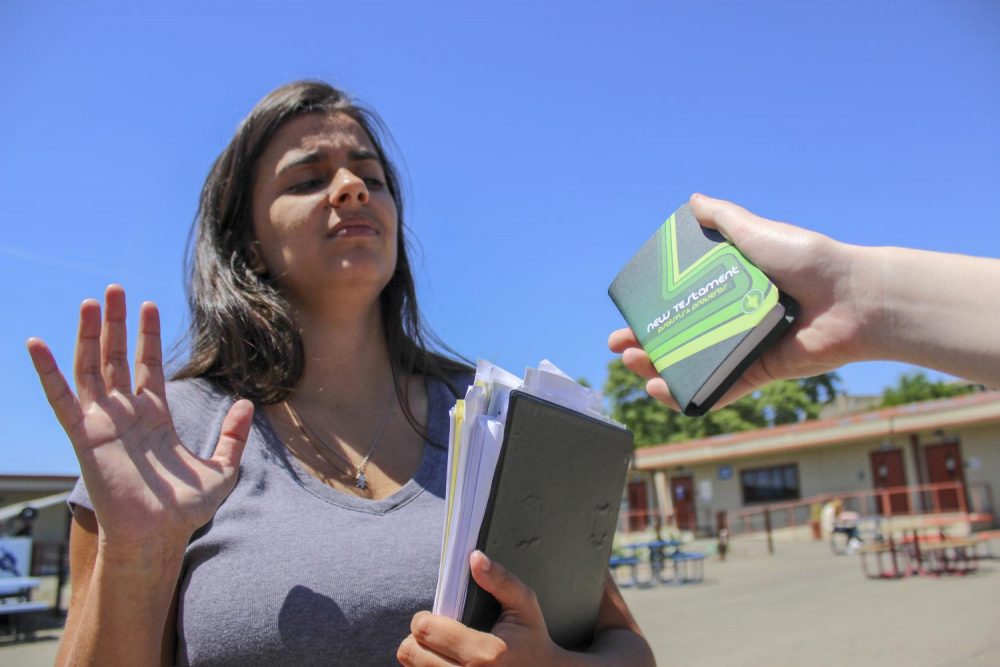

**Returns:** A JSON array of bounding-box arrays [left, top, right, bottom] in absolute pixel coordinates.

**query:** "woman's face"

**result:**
[[251, 112, 398, 310]]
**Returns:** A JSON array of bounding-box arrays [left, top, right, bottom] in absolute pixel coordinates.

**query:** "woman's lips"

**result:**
[[331, 225, 378, 238], [329, 218, 379, 238]]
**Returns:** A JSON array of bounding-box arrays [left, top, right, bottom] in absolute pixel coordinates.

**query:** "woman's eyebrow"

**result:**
[[348, 149, 380, 163], [275, 148, 380, 177], [276, 150, 323, 177]]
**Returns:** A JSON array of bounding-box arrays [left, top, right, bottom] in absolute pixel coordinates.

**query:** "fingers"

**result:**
[[396, 631, 462, 667], [134, 301, 166, 397], [73, 299, 106, 406], [469, 551, 543, 627], [622, 347, 659, 381], [26, 338, 85, 437], [211, 399, 254, 475], [644, 378, 680, 411], [610, 329, 660, 383], [607, 327, 640, 353], [101, 285, 132, 394], [398, 612, 497, 666]]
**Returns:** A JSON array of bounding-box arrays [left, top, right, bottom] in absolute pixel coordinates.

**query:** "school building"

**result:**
[[621, 391, 1000, 536]]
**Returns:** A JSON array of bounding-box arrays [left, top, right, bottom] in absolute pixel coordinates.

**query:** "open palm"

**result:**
[[27, 285, 253, 549]]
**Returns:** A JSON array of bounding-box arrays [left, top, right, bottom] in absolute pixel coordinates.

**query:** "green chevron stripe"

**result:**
[[661, 212, 738, 298]]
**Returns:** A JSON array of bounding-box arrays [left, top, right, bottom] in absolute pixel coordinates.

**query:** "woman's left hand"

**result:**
[[397, 551, 572, 667]]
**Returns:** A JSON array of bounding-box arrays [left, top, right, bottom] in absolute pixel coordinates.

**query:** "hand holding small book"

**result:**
[[610, 193, 1000, 408]]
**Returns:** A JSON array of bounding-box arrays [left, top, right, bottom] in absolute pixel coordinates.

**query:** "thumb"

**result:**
[[469, 551, 544, 627], [688, 192, 758, 247], [689, 193, 813, 276], [211, 399, 254, 475]]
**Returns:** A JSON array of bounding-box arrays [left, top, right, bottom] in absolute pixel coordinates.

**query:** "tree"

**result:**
[[603, 359, 841, 447], [880, 371, 978, 407]]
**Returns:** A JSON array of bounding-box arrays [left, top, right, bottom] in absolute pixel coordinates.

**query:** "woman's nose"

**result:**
[[329, 168, 369, 207]]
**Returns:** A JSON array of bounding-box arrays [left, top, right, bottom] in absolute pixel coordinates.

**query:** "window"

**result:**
[[740, 464, 800, 504]]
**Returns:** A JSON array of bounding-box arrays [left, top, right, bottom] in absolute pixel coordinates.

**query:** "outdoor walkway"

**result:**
[[622, 536, 1000, 666], [3, 537, 998, 665]]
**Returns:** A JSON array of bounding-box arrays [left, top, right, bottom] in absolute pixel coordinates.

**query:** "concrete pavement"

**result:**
[[621, 536, 1000, 666], [3, 537, 998, 665]]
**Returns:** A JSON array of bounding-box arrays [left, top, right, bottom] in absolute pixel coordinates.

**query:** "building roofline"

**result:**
[[0, 491, 72, 521], [634, 390, 1000, 471], [0, 474, 79, 482]]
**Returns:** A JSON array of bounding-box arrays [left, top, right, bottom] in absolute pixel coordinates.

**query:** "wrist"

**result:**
[[97, 535, 188, 576], [841, 243, 894, 364], [91, 539, 186, 617], [69, 539, 186, 666]]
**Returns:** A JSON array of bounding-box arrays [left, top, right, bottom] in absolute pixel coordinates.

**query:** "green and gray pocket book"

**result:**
[[608, 204, 798, 416]]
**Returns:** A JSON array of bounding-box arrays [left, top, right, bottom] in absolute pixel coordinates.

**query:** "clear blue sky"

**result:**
[[2, 1, 998, 475]]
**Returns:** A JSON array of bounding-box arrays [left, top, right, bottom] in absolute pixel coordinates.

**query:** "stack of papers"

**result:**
[[432, 359, 613, 619]]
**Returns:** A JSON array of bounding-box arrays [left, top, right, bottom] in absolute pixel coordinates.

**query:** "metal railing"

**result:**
[[615, 481, 994, 537], [726, 481, 992, 537]]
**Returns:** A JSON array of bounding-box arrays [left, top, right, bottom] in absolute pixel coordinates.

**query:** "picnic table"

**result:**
[[610, 539, 706, 587], [0, 577, 48, 641], [859, 528, 980, 579], [0, 577, 41, 600]]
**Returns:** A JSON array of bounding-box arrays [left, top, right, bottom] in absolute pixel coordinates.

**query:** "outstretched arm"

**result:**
[[28, 285, 253, 666], [609, 193, 1000, 409]]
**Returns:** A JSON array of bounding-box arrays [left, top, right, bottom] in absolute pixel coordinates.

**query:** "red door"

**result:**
[[670, 475, 697, 531], [626, 479, 650, 532], [924, 440, 966, 512], [870, 449, 909, 515]]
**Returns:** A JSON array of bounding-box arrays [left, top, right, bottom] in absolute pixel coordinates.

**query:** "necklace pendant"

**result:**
[[356, 470, 368, 490]]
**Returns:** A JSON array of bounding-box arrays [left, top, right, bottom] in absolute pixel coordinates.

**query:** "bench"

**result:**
[[860, 532, 982, 579], [670, 551, 706, 584], [0, 601, 51, 641], [1, 601, 50, 615], [609, 555, 642, 588], [917, 537, 979, 576], [973, 529, 1000, 559], [858, 541, 907, 579]]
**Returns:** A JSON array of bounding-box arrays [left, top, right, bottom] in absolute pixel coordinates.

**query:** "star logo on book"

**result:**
[[741, 289, 763, 313]]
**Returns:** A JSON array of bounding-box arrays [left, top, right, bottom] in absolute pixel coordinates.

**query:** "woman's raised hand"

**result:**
[[26, 285, 253, 552]]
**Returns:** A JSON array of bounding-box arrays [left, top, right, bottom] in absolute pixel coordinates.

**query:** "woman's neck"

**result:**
[[289, 300, 397, 412]]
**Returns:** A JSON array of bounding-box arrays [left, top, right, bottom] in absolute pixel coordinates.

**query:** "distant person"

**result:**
[[609, 193, 1000, 407], [821, 499, 861, 555], [28, 81, 653, 666], [819, 498, 842, 539]]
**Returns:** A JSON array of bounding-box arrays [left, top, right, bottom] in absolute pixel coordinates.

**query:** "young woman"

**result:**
[[28, 81, 653, 666]]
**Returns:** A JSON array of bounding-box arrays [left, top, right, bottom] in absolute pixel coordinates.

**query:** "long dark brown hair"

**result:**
[[173, 80, 469, 425]]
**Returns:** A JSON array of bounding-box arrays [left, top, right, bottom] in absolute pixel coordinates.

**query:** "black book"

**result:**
[[460, 391, 633, 650], [609, 204, 798, 416]]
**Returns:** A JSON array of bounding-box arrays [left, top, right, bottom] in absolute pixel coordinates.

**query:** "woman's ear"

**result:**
[[246, 242, 268, 275]]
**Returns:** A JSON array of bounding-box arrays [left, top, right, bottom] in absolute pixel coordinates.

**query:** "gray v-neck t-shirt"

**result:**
[[69, 376, 460, 666]]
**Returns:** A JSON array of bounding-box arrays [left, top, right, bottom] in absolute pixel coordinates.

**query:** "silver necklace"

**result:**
[[283, 393, 394, 491]]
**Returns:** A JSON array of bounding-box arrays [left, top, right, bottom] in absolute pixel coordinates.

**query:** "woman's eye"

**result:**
[[363, 177, 385, 189], [287, 178, 323, 193]]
